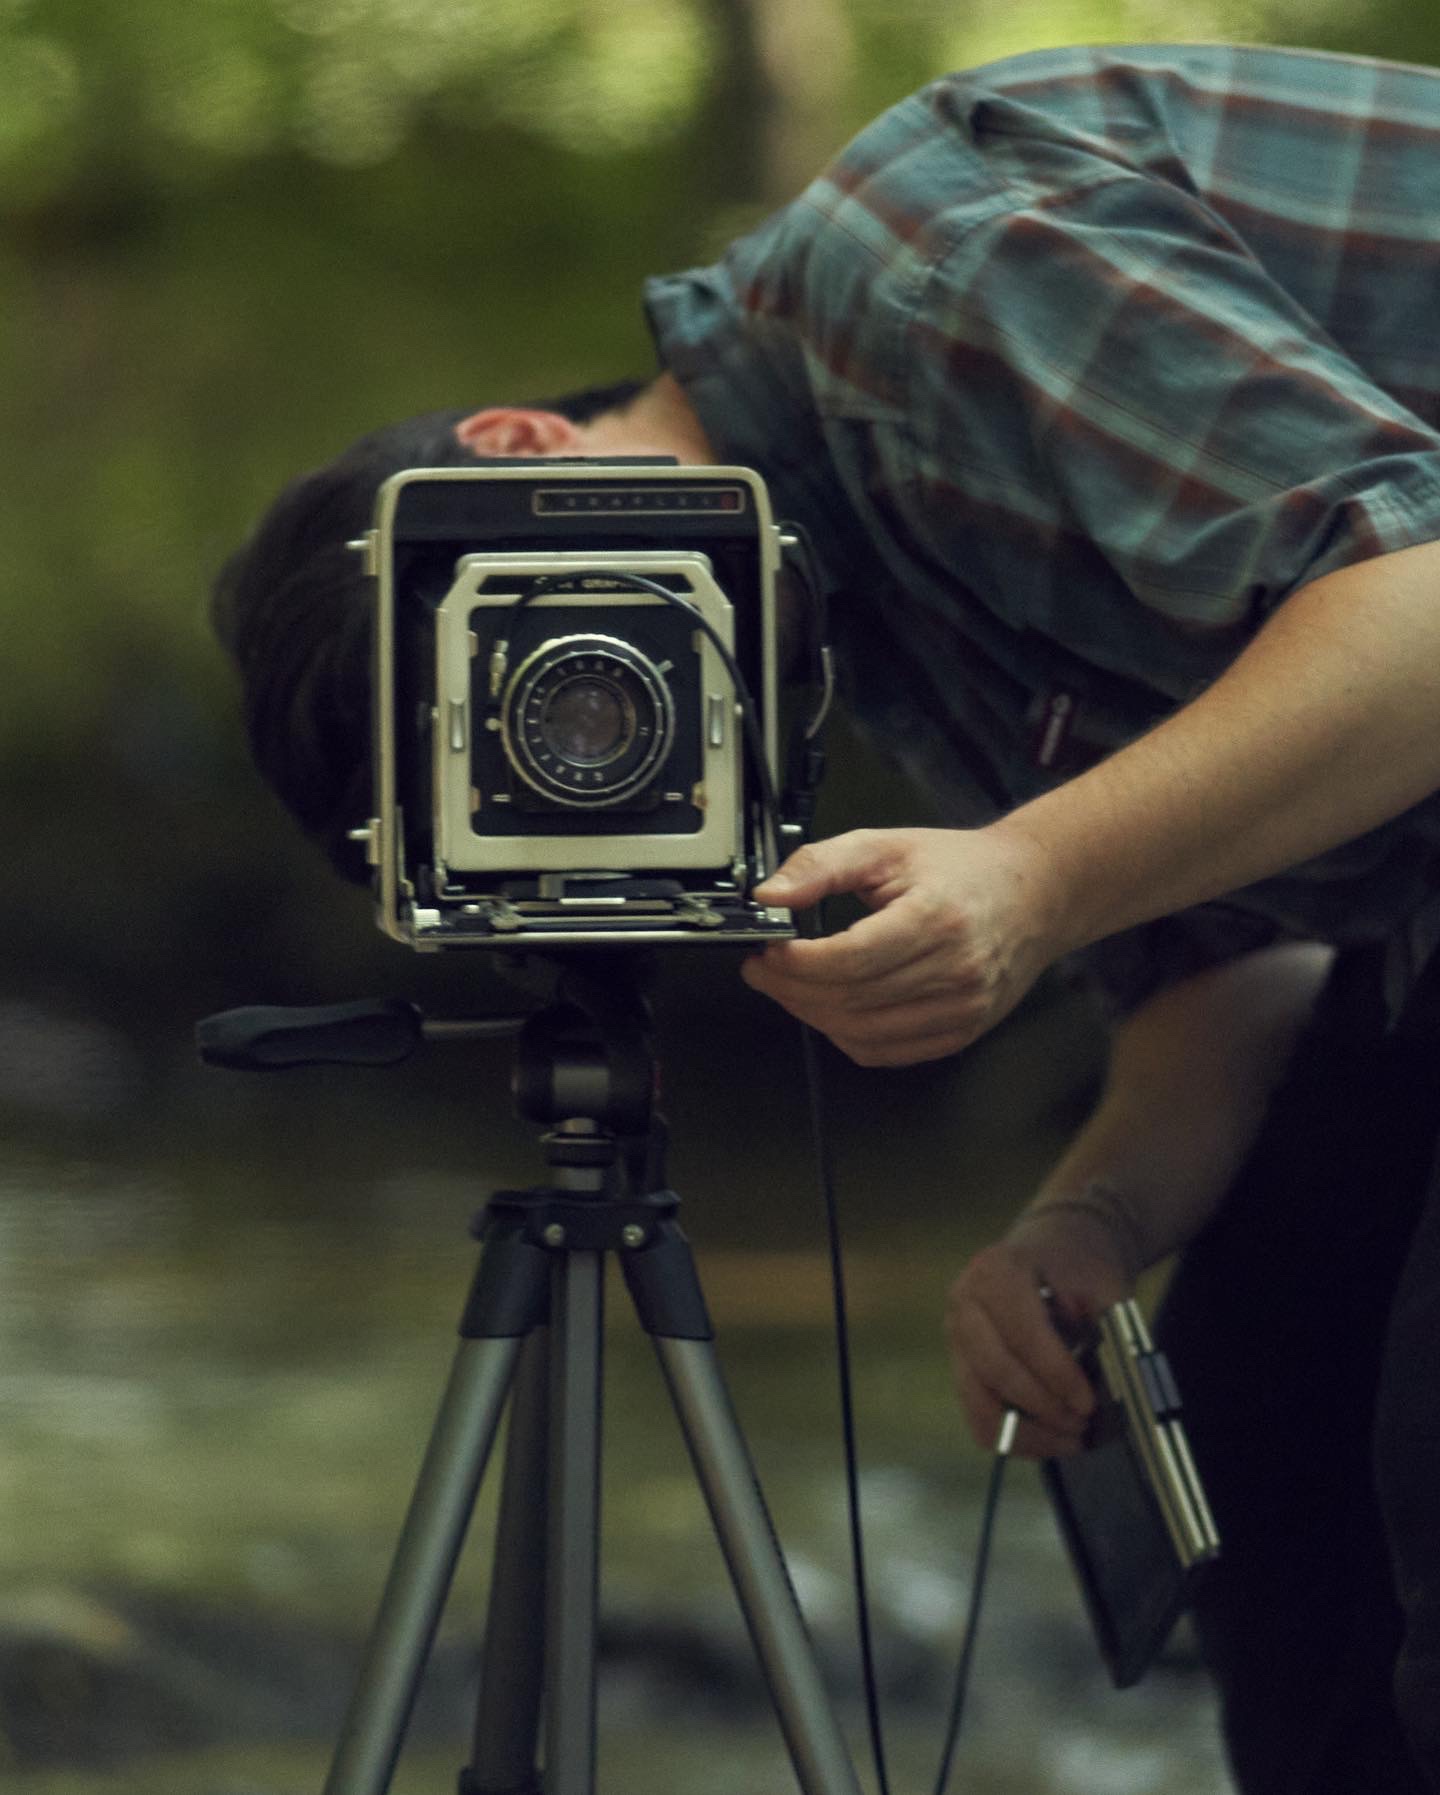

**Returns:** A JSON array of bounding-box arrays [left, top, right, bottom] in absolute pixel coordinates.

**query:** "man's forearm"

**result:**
[[1020, 941, 1334, 1273], [1002, 537, 1440, 962], [946, 941, 1332, 1456]]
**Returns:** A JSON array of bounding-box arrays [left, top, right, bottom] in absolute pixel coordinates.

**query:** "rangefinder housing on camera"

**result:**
[[356, 463, 796, 950]]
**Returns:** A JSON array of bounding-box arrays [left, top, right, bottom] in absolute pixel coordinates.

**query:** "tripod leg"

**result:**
[[325, 1224, 551, 1795], [624, 1234, 863, 1795], [324, 1336, 524, 1795], [543, 1248, 606, 1795], [657, 1337, 864, 1795], [464, 1327, 551, 1795]]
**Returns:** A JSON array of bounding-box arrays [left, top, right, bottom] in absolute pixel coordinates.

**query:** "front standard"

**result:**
[[357, 462, 796, 949]]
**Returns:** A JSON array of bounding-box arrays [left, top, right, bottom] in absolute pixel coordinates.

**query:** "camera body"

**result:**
[[355, 462, 796, 950]]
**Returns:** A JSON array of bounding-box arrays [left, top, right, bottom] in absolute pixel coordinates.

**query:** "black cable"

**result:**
[[932, 1408, 1019, 1795], [797, 947, 1015, 1795], [796, 894, 892, 1795], [763, 512, 1012, 1790], [775, 517, 835, 744]]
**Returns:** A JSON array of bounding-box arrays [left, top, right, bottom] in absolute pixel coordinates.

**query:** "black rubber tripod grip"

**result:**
[[196, 998, 424, 1070]]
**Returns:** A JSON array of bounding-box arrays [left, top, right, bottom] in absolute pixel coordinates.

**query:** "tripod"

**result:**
[[202, 957, 863, 1795]]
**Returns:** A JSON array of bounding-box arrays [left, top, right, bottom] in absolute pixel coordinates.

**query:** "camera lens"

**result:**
[[502, 634, 674, 808], [540, 675, 630, 765]]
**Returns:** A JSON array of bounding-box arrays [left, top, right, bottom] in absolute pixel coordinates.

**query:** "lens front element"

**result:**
[[502, 634, 674, 806], [540, 675, 629, 765]]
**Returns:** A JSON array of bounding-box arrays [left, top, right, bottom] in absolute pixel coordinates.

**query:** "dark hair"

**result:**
[[210, 381, 646, 882]]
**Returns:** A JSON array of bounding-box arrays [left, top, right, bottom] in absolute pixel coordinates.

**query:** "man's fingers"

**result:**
[[946, 1299, 1090, 1439], [820, 1002, 983, 1062], [747, 889, 954, 988], [950, 1361, 1087, 1460], [743, 823, 1056, 1071], [741, 960, 968, 1035], [739, 957, 989, 1064], [946, 1249, 1098, 1428], [1002, 1292, 1097, 1423], [831, 1028, 978, 1069], [753, 829, 902, 911]]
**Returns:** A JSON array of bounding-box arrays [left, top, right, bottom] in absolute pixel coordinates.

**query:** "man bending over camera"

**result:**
[[214, 44, 1440, 1792]]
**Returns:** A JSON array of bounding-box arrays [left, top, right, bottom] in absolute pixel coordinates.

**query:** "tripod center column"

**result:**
[[543, 1120, 609, 1795]]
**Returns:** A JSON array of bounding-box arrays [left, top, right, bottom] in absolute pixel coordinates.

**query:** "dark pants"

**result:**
[[1157, 950, 1440, 1793], [1376, 1161, 1440, 1783]]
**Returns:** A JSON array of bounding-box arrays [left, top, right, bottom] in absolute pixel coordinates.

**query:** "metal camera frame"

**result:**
[[351, 464, 794, 952], [432, 552, 741, 874]]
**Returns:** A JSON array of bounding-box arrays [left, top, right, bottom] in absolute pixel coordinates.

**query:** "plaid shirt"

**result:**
[[646, 43, 1440, 1005]]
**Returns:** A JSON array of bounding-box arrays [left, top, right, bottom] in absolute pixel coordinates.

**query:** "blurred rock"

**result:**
[[0, 1001, 145, 1123]]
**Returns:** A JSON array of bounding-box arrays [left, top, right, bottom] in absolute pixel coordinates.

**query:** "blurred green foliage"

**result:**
[[0, 0, 1436, 1038]]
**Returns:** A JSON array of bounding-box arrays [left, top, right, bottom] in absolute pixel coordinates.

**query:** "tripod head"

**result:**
[[196, 949, 665, 1182], [508, 953, 656, 1136]]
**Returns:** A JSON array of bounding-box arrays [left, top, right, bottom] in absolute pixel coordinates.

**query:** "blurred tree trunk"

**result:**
[[698, 0, 857, 213], [744, 0, 858, 200]]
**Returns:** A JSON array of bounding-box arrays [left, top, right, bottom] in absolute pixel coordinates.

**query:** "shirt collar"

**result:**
[[642, 265, 877, 597], [643, 269, 823, 503]]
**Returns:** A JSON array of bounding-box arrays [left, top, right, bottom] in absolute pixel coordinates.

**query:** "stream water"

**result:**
[[0, 1107, 1233, 1794]]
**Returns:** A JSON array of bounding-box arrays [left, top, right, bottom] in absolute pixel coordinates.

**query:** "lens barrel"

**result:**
[[501, 634, 675, 808]]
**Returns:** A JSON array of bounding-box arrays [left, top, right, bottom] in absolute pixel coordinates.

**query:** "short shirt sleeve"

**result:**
[[894, 139, 1440, 666]]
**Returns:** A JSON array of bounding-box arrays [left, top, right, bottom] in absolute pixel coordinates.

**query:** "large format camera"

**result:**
[[352, 462, 804, 950]]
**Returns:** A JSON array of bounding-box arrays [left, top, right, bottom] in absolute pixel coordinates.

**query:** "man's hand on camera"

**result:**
[[945, 1207, 1133, 1460], [742, 824, 1064, 1066]]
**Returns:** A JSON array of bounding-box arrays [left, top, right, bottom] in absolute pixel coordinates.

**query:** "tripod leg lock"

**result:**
[[459, 1222, 552, 1340], [622, 1213, 715, 1342], [467, 1188, 714, 1339], [481, 1186, 683, 1257]]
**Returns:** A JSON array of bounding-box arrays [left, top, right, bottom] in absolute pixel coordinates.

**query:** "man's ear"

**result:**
[[454, 408, 585, 458]]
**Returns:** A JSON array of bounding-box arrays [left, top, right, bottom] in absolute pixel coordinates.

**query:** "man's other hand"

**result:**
[[945, 1211, 1132, 1458], [741, 824, 1062, 1066]]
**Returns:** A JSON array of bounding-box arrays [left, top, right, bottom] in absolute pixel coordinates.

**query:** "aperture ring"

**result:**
[[500, 633, 675, 809]]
